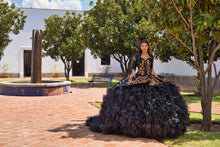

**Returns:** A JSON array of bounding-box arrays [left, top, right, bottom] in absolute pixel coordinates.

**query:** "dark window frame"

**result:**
[[101, 54, 111, 65]]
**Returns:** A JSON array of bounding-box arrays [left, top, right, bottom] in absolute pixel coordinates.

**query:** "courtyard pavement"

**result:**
[[0, 81, 219, 147]]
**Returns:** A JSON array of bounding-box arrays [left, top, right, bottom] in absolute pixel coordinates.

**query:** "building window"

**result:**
[[101, 54, 110, 65]]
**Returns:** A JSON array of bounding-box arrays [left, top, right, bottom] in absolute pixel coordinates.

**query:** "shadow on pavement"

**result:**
[[47, 120, 150, 143]]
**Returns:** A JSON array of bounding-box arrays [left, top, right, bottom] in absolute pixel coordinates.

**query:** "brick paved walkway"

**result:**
[[0, 83, 219, 147], [0, 87, 166, 147]]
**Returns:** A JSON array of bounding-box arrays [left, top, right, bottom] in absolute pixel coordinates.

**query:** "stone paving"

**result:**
[[0, 82, 219, 147], [187, 103, 220, 115], [0, 87, 166, 147]]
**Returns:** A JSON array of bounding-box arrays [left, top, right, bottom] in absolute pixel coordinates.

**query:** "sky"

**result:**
[[4, 0, 97, 10]]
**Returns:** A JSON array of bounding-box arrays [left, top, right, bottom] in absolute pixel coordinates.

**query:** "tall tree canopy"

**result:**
[[151, 0, 220, 131], [42, 11, 85, 80], [82, 0, 158, 75], [0, 0, 27, 60]]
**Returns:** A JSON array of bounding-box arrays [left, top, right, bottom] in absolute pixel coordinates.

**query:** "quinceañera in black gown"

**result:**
[[86, 53, 189, 139]]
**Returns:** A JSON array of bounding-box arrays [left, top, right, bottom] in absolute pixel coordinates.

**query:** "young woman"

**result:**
[[86, 40, 189, 139]]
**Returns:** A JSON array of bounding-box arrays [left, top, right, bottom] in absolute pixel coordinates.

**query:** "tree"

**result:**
[[82, 0, 158, 76], [42, 11, 85, 80], [151, 0, 220, 131], [0, 0, 27, 60]]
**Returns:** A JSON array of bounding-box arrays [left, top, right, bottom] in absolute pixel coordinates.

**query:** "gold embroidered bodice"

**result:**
[[132, 53, 153, 76], [115, 53, 167, 87]]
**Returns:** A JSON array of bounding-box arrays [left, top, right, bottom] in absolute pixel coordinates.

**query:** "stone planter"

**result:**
[[0, 74, 8, 78], [118, 73, 123, 77], [52, 74, 59, 78], [0, 80, 71, 96]]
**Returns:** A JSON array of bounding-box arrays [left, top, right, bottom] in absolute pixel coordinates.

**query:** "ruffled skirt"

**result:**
[[86, 77, 189, 139]]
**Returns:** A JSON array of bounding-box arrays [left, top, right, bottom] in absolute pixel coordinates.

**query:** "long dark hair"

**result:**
[[138, 40, 152, 55]]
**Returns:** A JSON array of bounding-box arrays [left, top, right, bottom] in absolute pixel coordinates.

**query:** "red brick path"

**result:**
[[0, 83, 219, 147], [0, 87, 166, 147]]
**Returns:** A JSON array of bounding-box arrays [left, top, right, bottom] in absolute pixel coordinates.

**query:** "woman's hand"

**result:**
[[129, 70, 136, 79], [152, 70, 159, 78]]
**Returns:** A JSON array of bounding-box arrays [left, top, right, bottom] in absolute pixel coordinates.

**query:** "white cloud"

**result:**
[[22, 0, 82, 10]]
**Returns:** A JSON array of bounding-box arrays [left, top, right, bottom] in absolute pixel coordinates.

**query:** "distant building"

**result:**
[[1, 8, 219, 87]]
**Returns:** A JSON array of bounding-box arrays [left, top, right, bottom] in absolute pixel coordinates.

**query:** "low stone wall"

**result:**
[[0, 73, 20, 78], [0, 80, 71, 96], [0, 73, 66, 78]]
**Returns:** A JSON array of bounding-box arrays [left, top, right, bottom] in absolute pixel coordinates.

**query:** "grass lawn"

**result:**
[[0, 78, 13, 82], [55, 78, 120, 87], [94, 81, 120, 87], [54, 78, 120, 85], [54, 78, 91, 83], [90, 102, 102, 108], [181, 91, 220, 105], [190, 112, 220, 121], [68, 78, 91, 83], [163, 131, 220, 147], [0, 78, 92, 83]]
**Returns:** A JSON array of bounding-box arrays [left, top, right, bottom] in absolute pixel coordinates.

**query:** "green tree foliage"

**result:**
[[151, 0, 220, 131], [152, 0, 220, 63], [0, 0, 27, 60], [82, 0, 158, 76], [42, 11, 85, 80]]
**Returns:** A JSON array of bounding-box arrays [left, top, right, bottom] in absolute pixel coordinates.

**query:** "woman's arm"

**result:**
[[129, 69, 136, 79], [129, 55, 137, 79], [152, 69, 159, 77]]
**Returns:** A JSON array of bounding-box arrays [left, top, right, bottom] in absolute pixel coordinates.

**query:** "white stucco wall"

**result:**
[[0, 8, 83, 77], [154, 57, 220, 77], [154, 57, 197, 76], [85, 49, 122, 75]]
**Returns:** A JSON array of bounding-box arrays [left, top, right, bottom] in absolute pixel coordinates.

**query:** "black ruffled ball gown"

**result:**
[[86, 53, 189, 139]]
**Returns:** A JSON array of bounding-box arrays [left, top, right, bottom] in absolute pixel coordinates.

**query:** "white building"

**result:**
[[0, 8, 219, 87]]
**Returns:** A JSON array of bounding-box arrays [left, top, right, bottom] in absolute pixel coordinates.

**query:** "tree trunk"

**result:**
[[121, 56, 133, 77], [126, 56, 133, 76], [60, 57, 72, 81], [119, 60, 125, 76], [64, 61, 72, 81], [196, 72, 201, 96], [211, 63, 220, 95], [31, 29, 42, 83], [198, 46, 211, 131], [200, 71, 210, 131], [64, 66, 70, 81], [205, 64, 212, 131], [201, 69, 212, 131], [112, 54, 133, 77], [201, 48, 212, 131]]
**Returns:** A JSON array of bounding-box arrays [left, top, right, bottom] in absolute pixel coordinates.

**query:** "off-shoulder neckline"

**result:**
[[140, 57, 151, 60], [136, 53, 153, 60], [139, 53, 151, 60]]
